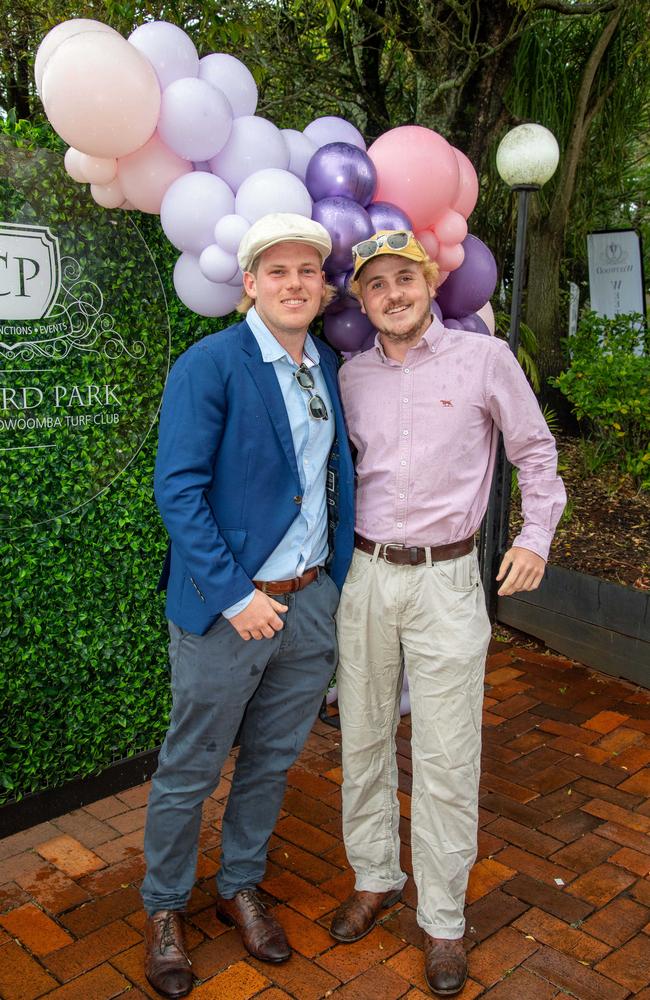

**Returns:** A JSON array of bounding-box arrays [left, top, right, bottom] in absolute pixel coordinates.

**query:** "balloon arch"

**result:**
[[36, 18, 498, 355]]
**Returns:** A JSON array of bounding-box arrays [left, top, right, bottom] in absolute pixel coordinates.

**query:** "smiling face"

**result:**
[[242, 242, 326, 343], [357, 254, 435, 349]]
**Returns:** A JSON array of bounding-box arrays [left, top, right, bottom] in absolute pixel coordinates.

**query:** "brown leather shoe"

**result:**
[[215, 889, 290, 963], [144, 910, 193, 999], [423, 934, 467, 996], [329, 888, 402, 942]]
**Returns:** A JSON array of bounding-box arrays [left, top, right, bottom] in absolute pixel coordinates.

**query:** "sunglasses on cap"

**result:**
[[352, 231, 413, 261]]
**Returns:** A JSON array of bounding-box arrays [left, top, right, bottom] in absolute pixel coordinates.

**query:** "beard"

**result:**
[[376, 301, 432, 346]]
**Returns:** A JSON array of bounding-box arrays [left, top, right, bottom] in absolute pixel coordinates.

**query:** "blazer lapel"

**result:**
[[240, 321, 300, 483]]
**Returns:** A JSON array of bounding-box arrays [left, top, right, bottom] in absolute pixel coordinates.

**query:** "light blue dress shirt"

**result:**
[[222, 307, 335, 619]]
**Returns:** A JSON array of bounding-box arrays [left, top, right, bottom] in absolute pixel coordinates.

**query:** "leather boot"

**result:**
[[423, 934, 467, 996], [215, 889, 291, 963], [144, 910, 193, 999], [329, 888, 402, 942]]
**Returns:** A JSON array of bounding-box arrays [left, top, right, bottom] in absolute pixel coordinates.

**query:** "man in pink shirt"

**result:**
[[329, 231, 565, 996]]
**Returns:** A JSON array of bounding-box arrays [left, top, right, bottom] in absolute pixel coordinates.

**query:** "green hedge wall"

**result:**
[[0, 120, 229, 803]]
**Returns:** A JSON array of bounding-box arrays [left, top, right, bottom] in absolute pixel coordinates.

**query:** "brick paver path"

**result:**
[[1, 639, 649, 998]]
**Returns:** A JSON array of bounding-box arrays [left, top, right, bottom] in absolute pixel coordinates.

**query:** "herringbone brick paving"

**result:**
[[1, 638, 649, 998]]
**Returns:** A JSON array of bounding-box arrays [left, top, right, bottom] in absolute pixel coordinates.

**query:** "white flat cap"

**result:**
[[237, 213, 332, 272]]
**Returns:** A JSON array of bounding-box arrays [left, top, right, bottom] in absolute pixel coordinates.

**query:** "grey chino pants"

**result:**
[[141, 570, 339, 915]]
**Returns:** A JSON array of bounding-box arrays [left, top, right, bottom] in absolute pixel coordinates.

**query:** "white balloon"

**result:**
[[198, 53, 257, 117], [199, 244, 239, 283], [35, 19, 121, 96], [209, 116, 288, 192], [128, 21, 198, 90], [80, 153, 117, 185], [174, 253, 242, 316], [91, 177, 125, 209], [64, 147, 88, 183], [235, 168, 312, 224], [161, 171, 235, 255], [158, 77, 233, 162], [213, 214, 250, 254], [476, 300, 496, 335], [281, 129, 317, 182]]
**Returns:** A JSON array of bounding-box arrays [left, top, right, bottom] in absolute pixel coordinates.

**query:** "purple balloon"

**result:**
[[460, 312, 490, 336], [324, 306, 374, 352], [312, 197, 373, 272], [367, 200, 412, 232], [431, 299, 443, 321], [306, 142, 377, 206], [435, 234, 498, 320]]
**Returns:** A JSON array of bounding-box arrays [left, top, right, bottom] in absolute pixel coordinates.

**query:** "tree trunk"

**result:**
[[525, 224, 564, 388]]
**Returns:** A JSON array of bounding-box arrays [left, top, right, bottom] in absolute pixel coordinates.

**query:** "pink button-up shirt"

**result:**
[[338, 317, 566, 561]]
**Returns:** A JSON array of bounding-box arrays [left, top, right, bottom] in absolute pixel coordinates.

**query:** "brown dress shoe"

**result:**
[[423, 934, 467, 996], [215, 889, 291, 963], [144, 910, 193, 999], [329, 888, 402, 942]]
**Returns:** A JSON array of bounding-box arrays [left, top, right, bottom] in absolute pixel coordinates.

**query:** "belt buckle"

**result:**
[[382, 543, 405, 563]]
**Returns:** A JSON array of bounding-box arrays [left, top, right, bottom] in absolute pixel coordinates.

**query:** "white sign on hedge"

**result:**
[[587, 229, 645, 320]]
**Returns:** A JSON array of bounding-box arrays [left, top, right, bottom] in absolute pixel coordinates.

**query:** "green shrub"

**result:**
[[550, 311, 650, 489]]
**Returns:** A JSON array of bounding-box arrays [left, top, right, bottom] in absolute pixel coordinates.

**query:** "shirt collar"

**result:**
[[373, 314, 446, 364], [247, 306, 320, 368]]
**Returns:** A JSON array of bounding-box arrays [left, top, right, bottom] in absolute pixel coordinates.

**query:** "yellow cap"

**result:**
[[351, 230, 428, 280]]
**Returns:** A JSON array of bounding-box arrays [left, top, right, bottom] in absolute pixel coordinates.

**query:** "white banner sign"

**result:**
[[587, 229, 645, 319]]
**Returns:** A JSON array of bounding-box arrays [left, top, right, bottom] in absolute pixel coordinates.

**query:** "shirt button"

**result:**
[[400, 460, 406, 466], [403, 397, 409, 403], [402, 430, 408, 436], [397, 521, 403, 528], [294, 495, 303, 504], [399, 493, 405, 499], [403, 367, 410, 373]]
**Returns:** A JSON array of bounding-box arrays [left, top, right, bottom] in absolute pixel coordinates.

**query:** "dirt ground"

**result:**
[[510, 431, 650, 591]]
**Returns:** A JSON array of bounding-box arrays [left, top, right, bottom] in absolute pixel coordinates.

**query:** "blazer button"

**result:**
[[294, 495, 303, 504]]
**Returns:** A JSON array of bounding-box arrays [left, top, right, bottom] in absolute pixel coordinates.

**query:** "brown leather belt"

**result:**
[[354, 532, 474, 565], [253, 566, 321, 595]]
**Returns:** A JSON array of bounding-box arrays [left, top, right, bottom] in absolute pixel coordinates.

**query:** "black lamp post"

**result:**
[[480, 123, 560, 617]]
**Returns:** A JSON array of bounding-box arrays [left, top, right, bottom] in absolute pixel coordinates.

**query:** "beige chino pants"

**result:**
[[336, 546, 492, 939]]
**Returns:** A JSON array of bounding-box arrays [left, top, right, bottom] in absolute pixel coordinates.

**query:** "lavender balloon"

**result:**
[[324, 306, 373, 352], [459, 312, 490, 336], [306, 143, 377, 206], [367, 201, 412, 232], [312, 197, 373, 272], [443, 317, 465, 330], [435, 234, 498, 320], [431, 299, 443, 321]]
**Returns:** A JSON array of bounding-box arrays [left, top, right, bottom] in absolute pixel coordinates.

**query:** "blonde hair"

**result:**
[[236, 255, 337, 315], [348, 257, 440, 301]]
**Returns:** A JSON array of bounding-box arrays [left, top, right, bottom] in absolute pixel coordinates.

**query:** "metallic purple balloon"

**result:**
[[324, 306, 374, 352], [312, 197, 373, 272], [367, 200, 412, 232], [306, 142, 377, 206], [460, 312, 490, 336], [435, 234, 498, 320]]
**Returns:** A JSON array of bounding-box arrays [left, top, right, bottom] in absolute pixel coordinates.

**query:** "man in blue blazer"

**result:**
[[142, 214, 354, 999]]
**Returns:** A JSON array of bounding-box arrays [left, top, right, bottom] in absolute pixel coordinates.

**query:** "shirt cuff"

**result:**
[[511, 528, 552, 563], [222, 590, 256, 619]]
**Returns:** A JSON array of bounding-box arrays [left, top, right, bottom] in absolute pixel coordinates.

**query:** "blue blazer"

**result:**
[[155, 319, 355, 635]]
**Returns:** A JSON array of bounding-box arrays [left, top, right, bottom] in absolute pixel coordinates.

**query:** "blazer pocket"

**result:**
[[221, 528, 248, 553]]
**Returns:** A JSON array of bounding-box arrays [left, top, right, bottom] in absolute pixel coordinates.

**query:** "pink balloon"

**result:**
[[42, 31, 161, 158], [436, 270, 450, 288], [80, 154, 117, 185], [452, 147, 479, 219], [118, 133, 192, 214], [91, 177, 125, 209], [432, 208, 468, 246], [435, 243, 465, 272], [64, 147, 88, 183], [368, 126, 460, 231], [34, 18, 121, 96], [415, 230, 439, 261], [476, 300, 496, 335]]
